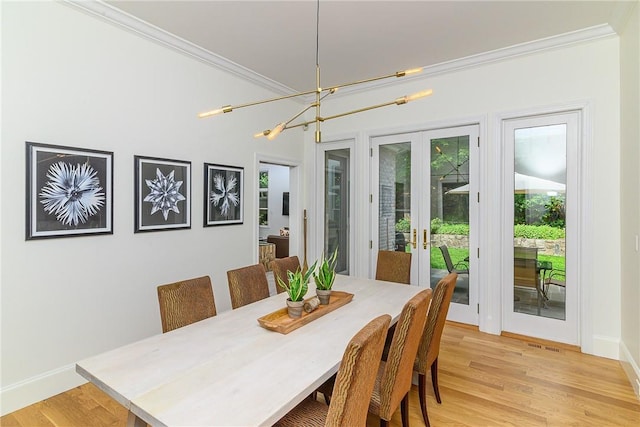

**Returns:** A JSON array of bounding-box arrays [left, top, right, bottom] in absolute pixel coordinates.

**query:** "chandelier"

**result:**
[[198, 0, 433, 143]]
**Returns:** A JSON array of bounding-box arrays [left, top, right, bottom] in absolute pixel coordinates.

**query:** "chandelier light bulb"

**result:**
[[267, 123, 286, 140], [406, 89, 433, 102]]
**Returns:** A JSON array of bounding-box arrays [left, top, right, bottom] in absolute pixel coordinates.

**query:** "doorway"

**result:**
[[316, 139, 355, 276], [501, 111, 579, 344], [371, 124, 479, 325]]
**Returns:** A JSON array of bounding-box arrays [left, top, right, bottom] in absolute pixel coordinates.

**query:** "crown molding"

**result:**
[[64, 1, 616, 103], [329, 23, 616, 100], [63, 0, 297, 97]]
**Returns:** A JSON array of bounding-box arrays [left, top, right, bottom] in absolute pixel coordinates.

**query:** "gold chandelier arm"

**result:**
[[326, 67, 423, 92], [198, 89, 318, 118], [277, 89, 433, 134], [255, 88, 337, 139], [254, 102, 319, 139], [320, 89, 432, 121], [199, 67, 422, 119]]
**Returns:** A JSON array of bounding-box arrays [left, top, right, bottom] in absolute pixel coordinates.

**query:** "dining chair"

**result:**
[[414, 272, 457, 427], [156, 276, 217, 333], [274, 314, 391, 427], [368, 288, 431, 427], [375, 250, 412, 284], [271, 256, 301, 294], [227, 263, 270, 309]]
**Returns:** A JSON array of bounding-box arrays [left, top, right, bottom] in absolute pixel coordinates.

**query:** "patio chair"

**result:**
[[543, 269, 566, 299], [439, 245, 469, 275]]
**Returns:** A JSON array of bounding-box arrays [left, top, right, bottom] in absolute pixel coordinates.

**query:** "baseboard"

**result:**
[[591, 334, 621, 360], [0, 364, 86, 416], [620, 341, 640, 400]]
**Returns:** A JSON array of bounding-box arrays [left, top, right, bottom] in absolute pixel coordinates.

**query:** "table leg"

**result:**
[[127, 411, 148, 427]]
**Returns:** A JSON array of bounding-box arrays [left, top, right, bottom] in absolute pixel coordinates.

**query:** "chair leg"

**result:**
[[418, 373, 430, 427], [401, 393, 410, 427], [431, 358, 442, 404]]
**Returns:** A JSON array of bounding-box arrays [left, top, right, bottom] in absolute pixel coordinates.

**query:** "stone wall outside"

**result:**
[[429, 234, 565, 256]]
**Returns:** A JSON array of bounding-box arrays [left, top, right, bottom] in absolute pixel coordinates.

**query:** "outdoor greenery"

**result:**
[[429, 247, 565, 277], [514, 194, 565, 228], [430, 246, 468, 270], [434, 222, 469, 236], [513, 224, 565, 239], [259, 171, 269, 188], [396, 217, 411, 232], [400, 219, 565, 240]]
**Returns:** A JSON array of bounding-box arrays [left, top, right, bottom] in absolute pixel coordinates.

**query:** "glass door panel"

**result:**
[[429, 135, 470, 305], [502, 112, 578, 345], [372, 126, 478, 325], [513, 125, 566, 320], [378, 142, 412, 253], [423, 125, 478, 325], [324, 149, 350, 274]]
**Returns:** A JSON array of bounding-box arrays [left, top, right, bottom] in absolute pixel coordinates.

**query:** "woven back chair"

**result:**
[[414, 272, 457, 427], [271, 256, 301, 294], [227, 264, 270, 309], [375, 251, 412, 284], [369, 288, 432, 427], [157, 276, 217, 333], [274, 314, 391, 427]]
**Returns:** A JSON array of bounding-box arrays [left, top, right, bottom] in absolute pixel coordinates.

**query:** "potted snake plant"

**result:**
[[313, 247, 338, 305], [277, 260, 317, 318]]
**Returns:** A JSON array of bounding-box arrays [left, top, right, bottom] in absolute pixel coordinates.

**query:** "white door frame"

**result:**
[[369, 124, 480, 325], [494, 103, 592, 348], [314, 138, 357, 276], [254, 153, 303, 266]]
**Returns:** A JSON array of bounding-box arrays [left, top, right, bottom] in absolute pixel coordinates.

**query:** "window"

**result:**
[[259, 170, 268, 226]]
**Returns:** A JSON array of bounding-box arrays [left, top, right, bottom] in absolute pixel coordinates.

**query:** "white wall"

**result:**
[[0, 1, 306, 414], [0, 0, 634, 415], [304, 35, 623, 358], [619, 1, 640, 397], [258, 163, 290, 240]]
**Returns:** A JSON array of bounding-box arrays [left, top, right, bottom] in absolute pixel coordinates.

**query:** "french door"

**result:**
[[502, 112, 579, 344], [371, 125, 479, 324], [317, 139, 354, 275]]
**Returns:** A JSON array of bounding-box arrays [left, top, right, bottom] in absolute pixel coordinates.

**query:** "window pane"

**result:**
[[513, 124, 566, 320], [325, 149, 350, 274]]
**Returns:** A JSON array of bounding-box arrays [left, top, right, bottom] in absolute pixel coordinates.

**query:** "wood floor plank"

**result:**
[[2, 324, 638, 427]]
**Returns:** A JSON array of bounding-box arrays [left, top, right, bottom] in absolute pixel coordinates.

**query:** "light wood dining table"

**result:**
[[76, 275, 422, 427]]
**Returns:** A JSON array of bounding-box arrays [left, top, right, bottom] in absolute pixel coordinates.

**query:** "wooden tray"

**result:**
[[258, 291, 354, 334]]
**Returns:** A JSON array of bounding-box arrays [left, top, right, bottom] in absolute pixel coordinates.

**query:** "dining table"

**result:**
[[75, 275, 423, 427]]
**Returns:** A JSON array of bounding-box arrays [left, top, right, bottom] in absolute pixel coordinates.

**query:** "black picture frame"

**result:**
[[282, 192, 290, 216], [135, 155, 191, 232], [26, 141, 113, 240], [204, 163, 243, 226]]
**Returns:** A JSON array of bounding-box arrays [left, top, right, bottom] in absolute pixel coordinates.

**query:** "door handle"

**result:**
[[410, 229, 417, 249], [423, 229, 428, 249]]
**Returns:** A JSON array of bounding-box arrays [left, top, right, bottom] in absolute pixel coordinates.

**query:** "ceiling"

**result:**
[[102, 1, 633, 93]]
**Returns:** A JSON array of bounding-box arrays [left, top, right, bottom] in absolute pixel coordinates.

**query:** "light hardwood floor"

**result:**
[[2, 323, 639, 426]]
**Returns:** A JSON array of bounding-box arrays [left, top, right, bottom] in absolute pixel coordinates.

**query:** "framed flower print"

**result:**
[[26, 142, 113, 240], [204, 163, 243, 226], [135, 156, 191, 232]]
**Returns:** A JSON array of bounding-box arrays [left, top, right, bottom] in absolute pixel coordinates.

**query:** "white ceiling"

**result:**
[[102, 0, 633, 93]]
